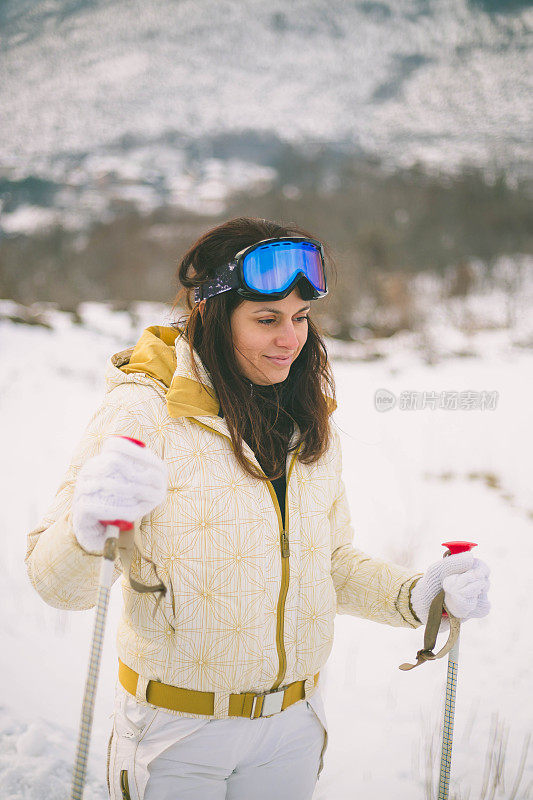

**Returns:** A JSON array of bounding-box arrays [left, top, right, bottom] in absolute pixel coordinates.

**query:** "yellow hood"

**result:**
[[118, 325, 219, 419]]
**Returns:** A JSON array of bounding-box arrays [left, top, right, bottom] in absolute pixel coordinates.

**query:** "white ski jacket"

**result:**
[[26, 326, 422, 720]]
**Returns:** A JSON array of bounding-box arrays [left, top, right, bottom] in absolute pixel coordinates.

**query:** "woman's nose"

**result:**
[[275, 323, 299, 350]]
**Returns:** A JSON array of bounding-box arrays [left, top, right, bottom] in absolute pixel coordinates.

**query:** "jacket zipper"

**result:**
[[119, 769, 131, 800], [266, 450, 299, 690], [191, 418, 298, 691]]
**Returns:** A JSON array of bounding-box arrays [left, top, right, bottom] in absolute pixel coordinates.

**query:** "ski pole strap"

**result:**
[[399, 589, 461, 671], [117, 525, 167, 612]]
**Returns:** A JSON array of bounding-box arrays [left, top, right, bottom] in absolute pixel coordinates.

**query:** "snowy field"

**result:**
[[1, 299, 532, 799]]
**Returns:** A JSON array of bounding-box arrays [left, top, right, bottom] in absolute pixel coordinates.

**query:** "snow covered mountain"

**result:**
[[1, 0, 532, 232]]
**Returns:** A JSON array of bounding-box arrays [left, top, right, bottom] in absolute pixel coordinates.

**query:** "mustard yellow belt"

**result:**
[[118, 660, 319, 719]]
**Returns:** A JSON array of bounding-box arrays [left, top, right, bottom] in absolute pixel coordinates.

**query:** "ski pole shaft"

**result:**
[[70, 436, 145, 800], [437, 540, 477, 800], [71, 524, 121, 800], [438, 637, 460, 799]]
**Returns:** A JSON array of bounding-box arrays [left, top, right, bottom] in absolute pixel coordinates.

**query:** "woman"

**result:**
[[26, 217, 490, 799]]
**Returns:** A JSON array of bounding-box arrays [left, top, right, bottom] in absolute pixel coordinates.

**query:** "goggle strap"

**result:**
[[194, 261, 240, 303]]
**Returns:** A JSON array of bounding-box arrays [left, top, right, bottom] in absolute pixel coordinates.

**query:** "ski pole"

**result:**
[[70, 436, 145, 800], [437, 540, 477, 800]]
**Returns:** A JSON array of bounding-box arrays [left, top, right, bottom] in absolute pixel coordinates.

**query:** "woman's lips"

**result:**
[[265, 354, 293, 366]]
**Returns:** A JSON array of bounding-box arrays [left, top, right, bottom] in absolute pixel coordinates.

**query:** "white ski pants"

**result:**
[[108, 684, 327, 800]]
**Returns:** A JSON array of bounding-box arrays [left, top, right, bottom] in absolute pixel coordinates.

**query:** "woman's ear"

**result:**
[[198, 299, 206, 322]]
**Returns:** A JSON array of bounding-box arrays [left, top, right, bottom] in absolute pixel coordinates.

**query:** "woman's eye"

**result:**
[[257, 316, 308, 325]]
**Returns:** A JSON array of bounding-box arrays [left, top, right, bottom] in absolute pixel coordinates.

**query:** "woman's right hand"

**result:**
[[72, 436, 168, 553]]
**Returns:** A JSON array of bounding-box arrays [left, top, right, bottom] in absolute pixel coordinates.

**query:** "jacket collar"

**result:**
[[115, 325, 266, 462], [118, 325, 220, 420]]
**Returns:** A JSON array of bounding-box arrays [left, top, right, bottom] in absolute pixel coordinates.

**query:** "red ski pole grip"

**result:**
[[442, 540, 477, 555], [120, 436, 146, 449], [100, 436, 146, 531]]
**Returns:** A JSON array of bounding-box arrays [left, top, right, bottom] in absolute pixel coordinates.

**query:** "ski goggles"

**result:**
[[193, 237, 327, 303]]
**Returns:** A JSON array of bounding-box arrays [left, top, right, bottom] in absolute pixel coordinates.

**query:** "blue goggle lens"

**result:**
[[242, 241, 326, 295]]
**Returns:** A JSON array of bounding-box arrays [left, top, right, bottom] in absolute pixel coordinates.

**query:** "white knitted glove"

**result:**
[[411, 551, 490, 625], [72, 436, 168, 553]]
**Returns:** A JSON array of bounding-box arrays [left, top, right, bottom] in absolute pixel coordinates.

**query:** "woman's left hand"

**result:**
[[411, 551, 491, 624]]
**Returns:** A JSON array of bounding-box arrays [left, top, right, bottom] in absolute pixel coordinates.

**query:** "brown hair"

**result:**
[[172, 217, 335, 481]]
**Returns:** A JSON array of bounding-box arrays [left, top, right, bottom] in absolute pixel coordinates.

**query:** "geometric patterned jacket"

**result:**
[[25, 325, 422, 719]]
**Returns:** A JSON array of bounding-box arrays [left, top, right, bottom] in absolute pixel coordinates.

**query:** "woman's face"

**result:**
[[230, 289, 310, 385]]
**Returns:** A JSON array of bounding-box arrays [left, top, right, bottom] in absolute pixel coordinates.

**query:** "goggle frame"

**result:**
[[194, 236, 328, 303]]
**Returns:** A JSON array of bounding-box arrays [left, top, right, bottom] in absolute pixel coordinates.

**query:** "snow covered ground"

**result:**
[[1, 299, 532, 798]]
